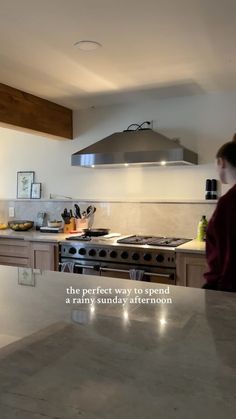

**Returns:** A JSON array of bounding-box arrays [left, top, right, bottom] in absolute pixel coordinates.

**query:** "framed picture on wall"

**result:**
[[31, 183, 41, 199], [17, 171, 35, 199]]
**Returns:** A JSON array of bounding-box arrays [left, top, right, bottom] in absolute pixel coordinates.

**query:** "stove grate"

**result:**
[[117, 235, 191, 247]]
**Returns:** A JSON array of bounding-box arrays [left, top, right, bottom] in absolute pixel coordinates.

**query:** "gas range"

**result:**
[[61, 234, 191, 268], [60, 234, 192, 284]]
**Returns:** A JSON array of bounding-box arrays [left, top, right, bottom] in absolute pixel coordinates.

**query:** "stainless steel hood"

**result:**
[[71, 127, 198, 168]]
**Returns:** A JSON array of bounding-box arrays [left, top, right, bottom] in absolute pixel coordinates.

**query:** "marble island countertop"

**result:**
[[0, 265, 235, 418]]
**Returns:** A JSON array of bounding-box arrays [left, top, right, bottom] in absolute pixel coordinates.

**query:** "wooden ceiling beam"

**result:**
[[0, 83, 73, 139]]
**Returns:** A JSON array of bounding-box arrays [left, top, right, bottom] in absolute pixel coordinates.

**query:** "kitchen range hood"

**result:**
[[71, 123, 198, 168]]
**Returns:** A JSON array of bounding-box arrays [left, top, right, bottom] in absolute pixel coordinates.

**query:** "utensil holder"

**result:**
[[63, 218, 75, 233], [75, 218, 89, 231]]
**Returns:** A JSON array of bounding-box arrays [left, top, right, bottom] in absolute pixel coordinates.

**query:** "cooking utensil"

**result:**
[[74, 204, 81, 219], [64, 208, 70, 217], [61, 208, 72, 224], [86, 205, 96, 218], [82, 228, 110, 237]]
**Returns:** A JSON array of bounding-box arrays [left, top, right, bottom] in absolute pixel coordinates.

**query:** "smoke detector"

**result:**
[[73, 40, 102, 51]]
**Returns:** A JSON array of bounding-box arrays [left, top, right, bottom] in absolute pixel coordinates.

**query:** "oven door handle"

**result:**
[[59, 262, 100, 270], [145, 272, 172, 279], [75, 264, 100, 270], [100, 267, 172, 279], [100, 267, 130, 274]]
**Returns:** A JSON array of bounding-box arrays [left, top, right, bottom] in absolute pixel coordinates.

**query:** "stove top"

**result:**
[[116, 235, 191, 247], [65, 234, 191, 248], [66, 235, 91, 241]]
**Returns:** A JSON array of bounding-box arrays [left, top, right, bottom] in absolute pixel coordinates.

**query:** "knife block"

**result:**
[[63, 218, 75, 233], [75, 218, 89, 231]]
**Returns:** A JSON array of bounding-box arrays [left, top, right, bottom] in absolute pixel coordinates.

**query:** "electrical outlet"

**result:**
[[9, 207, 15, 217]]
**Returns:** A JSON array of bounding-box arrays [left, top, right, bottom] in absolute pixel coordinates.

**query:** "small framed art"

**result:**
[[31, 183, 42, 199], [17, 171, 35, 199]]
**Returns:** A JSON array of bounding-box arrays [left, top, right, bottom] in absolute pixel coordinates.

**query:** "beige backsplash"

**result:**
[[91, 202, 216, 238], [0, 200, 216, 239]]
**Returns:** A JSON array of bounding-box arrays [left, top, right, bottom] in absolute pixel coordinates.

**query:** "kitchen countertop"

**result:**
[[0, 230, 206, 254], [175, 239, 206, 254], [0, 228, 70, 242], [0, 265, 235, 418]]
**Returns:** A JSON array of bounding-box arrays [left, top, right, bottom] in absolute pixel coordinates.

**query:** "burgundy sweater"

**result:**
[[204, 183, 236, 291]]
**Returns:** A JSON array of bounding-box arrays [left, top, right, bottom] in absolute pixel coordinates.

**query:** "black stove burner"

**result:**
[[66, 235, 91, 241], [148, 238, 190, 247], [117, 235, 191, 247], [117, 235, 162, 245]]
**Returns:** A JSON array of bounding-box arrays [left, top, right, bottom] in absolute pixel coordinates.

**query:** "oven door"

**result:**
[[60, 259, 175, 284], [99, 263, 176, 285]]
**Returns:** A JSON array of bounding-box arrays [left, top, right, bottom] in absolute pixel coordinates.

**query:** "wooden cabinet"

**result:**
[[30, 241, 58, 271], [176, 252, 207, 288], [0, 238, 59, 271], [0, 238, 30, 267]]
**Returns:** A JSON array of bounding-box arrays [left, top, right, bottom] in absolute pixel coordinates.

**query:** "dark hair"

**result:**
[[216, 133, 236, 167]]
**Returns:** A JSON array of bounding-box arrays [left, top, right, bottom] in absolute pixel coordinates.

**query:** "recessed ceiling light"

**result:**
[[124, 163, 129, 167], [91, 165, 95, 168], [160, 161, 166, 166], [74, 40, 102, 51]]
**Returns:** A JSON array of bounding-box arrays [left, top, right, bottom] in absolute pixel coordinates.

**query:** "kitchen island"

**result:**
[[0, 265, 235, 418]]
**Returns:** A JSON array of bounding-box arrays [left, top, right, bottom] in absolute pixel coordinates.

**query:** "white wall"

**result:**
[[0, 90, 235, 200]]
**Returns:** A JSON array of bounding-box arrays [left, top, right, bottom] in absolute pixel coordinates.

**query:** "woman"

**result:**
[[203, 134, 236, 292]]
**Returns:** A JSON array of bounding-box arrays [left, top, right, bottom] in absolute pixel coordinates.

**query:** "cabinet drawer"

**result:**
[[0, 256, 29, 267], [0, 239, 30, 258]]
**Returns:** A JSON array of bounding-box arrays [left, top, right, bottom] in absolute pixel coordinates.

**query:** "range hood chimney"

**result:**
[[71, 122, 198, 168]]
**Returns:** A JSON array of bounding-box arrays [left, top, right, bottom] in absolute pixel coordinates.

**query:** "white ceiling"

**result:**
[[0, 0, 236, 109]]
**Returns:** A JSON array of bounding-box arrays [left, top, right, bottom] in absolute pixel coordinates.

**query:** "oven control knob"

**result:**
[[88, 249, 96, 257], [69, 247, 76, 255], [156, 254, 164, 263], [78, 248, 86, 256], [121, 251, 129, 259], [143, 253, 152, 261], [132, 252, 140, 261], [99, 249, 107, 258], [110, 250, 118, 258]]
